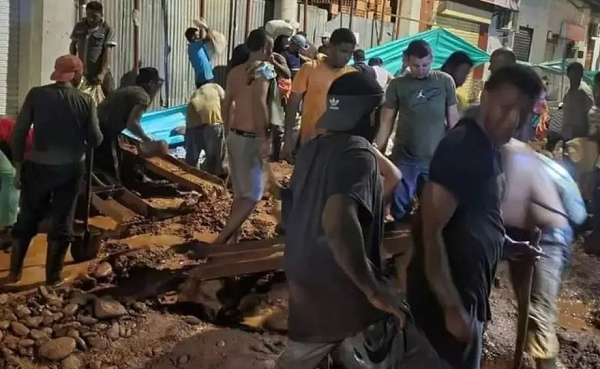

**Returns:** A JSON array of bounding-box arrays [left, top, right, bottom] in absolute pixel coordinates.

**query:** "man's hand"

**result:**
[[13, 170, 21, 190], [505, 229, 544, 262], [444, 305, 473, 343], [367, 288, 406, 325], [93, 73, 105, 86]]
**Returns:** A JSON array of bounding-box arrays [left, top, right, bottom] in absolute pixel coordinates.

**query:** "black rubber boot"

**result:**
[[45, 240, 70, 286], [8, 238, 32, 283]]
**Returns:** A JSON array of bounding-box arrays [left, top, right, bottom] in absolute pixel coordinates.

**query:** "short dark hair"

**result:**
[[353, 49, 366, 62], [485, 65, 542, 101], [136, 67, 160, 85], [228, 43, 250, 72], [405, 40, 432, 59], [441, 51, 473, 72], [246, 28, 270, 52], [330, 28, 356, 46], [368, 57, 383, 66], [274, 35, 289, 54], [185, 27, 198, 42], [86, 1, 103, 13], [567, 62, 584, 74], [490, 48, 517, 63]]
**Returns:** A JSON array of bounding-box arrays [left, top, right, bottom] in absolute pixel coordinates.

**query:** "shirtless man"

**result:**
[[502, 136, 585, 369], [217, 28, 274, 245]]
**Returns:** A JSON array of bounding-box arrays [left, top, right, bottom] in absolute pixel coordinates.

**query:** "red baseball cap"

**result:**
[[50, 55, 84, 82]]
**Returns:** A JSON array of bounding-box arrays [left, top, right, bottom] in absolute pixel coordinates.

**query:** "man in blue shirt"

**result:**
[[282, 34, 310, 79], [185, 27, 215, 88]]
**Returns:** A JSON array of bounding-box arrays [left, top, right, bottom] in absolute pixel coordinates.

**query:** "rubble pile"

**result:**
[[0, 286, 149, 369]]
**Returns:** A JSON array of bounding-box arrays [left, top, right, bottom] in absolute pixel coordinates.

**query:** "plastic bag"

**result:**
[[78, 79, 105, 106], [265, 19, 298, 38], [193, 18, 227, 59]]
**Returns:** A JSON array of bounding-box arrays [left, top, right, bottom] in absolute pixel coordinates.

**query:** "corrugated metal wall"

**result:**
[[101, 0, 272, 109], [298, 5, 395, 49]]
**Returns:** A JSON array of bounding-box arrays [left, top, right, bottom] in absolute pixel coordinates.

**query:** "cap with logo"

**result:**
[[317, 93, 383, 132], [290, 34, 309, 50], [50, 55, 84, 83], [320, 31, 331, 39]]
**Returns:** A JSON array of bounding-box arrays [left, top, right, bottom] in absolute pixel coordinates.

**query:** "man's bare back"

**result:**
[[227, 62, 264, 133], [502, 139, 568, 230]]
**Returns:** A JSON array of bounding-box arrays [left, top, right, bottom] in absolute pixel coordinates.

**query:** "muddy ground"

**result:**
[[3, 161, 600, 369]]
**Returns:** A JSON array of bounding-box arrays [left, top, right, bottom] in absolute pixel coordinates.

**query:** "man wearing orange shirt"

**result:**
[[281, 28, 356, 160]]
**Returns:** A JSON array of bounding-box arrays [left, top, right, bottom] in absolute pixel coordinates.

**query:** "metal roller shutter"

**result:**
[[514, 27, 533, 62], [434, 15, 479, 101], [0, 0, 20, 117]]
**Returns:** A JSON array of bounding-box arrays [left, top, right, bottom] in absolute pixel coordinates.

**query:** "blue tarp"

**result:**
[[359, 28, 490, 75], [123, 105, 186, 147]]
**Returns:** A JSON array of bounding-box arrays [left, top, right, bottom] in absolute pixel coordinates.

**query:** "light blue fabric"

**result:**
[[536, 152, 587, 225], [350, 28, 491, 76], [188, 41, 214, 84]]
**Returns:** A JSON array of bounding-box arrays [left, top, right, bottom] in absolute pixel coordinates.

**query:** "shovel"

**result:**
[[71, 148, 102, 263], [512, 258, 536, 369]]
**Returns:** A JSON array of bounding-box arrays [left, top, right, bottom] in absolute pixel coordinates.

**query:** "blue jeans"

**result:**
[[507, 227, 573, 360], [391, 156, 429, 222]]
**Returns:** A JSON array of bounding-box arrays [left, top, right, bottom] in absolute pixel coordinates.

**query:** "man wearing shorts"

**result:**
[[215, 28, 274, 245]]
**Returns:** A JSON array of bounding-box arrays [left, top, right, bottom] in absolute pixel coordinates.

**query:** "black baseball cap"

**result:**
[[136, 67, 163, 84]]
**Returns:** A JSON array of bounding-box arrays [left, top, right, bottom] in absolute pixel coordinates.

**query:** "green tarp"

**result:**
[[534, 59, 598, 85], [360, 28, 490, 75]]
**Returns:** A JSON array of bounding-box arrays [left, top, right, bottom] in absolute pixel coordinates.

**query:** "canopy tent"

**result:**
[[534, 58, 598, 85], [358, 28, 490, 75]]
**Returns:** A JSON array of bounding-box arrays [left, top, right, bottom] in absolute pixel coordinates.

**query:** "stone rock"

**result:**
[[52, 313, 65, 323], [4, 334, 19, 350], [93, 298, 127, 320], [15, 305, 31, 318], [82, 331, 98, 338], [42, 327, 54, 335], [76, 314, 98, 325], [67, 330, 80, 339], [63, 304, 79, 317], [0, 329, 3, 342], [30, 329, 49, 341], [69, 291, 95, 306], [93, 262, 113, 279], [106, 323, 119, 340], [18, 339, 35, 347], [0, 294, 9, 305], [89, 361, 102, 369], [178, 355, 190, 365], [3, 310, 17, 321], [87, 336, 108, 349], [132, 302, 148, 313], [183, 316, 202, 325], [38, 337, 77, 361], [93, 323, 108, 331], [0, 320, 10, 329], [42, 309, 54, 317], [74, 337, 87, 351], [11, 322, 30, 336], [61, 355, 82, 369], [39, 286, 62, 303], [25, 316, 44, 328]]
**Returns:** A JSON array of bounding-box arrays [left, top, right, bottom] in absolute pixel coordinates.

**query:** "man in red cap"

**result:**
[[8, 54, 103, 285]]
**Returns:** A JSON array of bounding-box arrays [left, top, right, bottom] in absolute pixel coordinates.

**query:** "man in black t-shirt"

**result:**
[[407, 65, 544, 369], [277, 72, 441, 368], [353, 49, 377, 81]]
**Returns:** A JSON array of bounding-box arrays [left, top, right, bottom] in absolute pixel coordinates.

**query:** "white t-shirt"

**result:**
[[373, 66, 391, 89]]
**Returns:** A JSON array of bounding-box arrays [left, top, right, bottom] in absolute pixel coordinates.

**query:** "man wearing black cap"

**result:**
[[95, 67, 164, 183], [277, 72, 442, 368]]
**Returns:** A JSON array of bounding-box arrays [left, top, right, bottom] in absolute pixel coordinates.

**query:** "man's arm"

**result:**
[[12, 90, 35, 166], [252, 76, 270, 138], [125, 105, 151, 142], [421, 181, 463, 310], [374, 79, 399, 149], [271, 53, 292, 79], [372, 148, 401, 201], [86, 98, 103, 147], [69, 24, 79, 56], [221, 72, 234, 130], [283, 63, 310, 146], [99, 26, 117, 82], [444, 75, 459, 128]]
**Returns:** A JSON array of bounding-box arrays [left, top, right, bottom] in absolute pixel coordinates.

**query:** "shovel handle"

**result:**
[[83, 148, 94, 231], [513, 260, 535, 369]]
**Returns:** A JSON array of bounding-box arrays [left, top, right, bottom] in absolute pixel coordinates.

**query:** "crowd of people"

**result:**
[[0, 2, 595, 369]]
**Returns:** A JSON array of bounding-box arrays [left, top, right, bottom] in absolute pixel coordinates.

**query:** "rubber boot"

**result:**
[[45, 240, 70, 286], [536, 358, 557, 369], [8, 238, 32, 283]]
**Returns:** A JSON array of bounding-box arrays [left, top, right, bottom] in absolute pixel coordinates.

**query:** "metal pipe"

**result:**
[[244, 0, 252, 38], [369, 0, 375, 47], [303, 0, 308, 33], [339, 0, 343, 28], [227, 0, 236, 62], [349, 0, 354, 31], [134, 0, 141, 74], [378, 0, 384, 45], [200, 0, 206, 18]]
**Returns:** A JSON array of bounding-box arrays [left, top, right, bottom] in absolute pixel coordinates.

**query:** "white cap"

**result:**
[[321, 31, 331, 38]]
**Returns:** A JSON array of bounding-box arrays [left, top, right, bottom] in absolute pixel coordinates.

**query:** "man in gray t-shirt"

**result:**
[[562, 62, 594, 141], [375, 40, 459, 222]]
